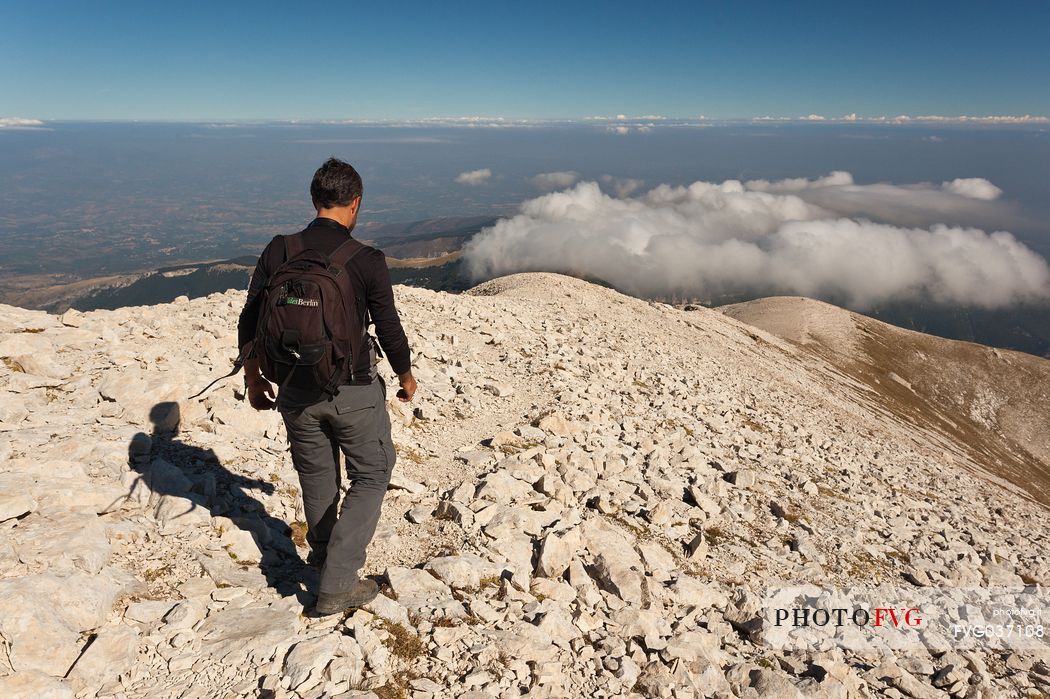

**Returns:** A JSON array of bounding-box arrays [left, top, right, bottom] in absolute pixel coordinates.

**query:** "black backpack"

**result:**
[[253, 232, 367, 399]]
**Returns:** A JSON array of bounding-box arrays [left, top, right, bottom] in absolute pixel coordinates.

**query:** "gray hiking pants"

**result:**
[[280, 377, 396, 594]]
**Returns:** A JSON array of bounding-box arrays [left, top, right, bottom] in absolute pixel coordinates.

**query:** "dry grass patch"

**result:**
[[1, 357, 25, 372], [289, 521, 308, 548], [379, 619, 425, 661], [885, 549, 911, 566], [704, 526, 727, 546], [398, 446, 428, 465], [478, 575, 502, 589], [739, 415, 770, 433], [142, 564, 173, 582]]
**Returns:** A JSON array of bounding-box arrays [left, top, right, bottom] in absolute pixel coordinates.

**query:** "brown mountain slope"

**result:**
[[720, 296, 1050, 509]]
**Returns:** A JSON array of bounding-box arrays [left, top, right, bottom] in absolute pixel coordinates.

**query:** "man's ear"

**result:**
[[350, 196, 362, 215]]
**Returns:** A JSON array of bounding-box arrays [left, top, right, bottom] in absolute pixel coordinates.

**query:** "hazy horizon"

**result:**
[[2, 121, 1049, 283]]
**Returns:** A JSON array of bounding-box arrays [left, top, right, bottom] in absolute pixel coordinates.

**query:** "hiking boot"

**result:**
[[314, 578, 379, 616]]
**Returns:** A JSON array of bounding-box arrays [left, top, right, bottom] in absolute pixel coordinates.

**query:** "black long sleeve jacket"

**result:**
[[237, 217, 413, 382]]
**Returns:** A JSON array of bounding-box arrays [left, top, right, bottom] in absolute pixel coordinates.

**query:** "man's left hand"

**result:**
[[247, 377, 276, 410]]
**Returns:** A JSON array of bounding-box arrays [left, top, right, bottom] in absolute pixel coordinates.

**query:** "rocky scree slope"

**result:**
[[0, 272, 1047, 699], [720, 296, 1050, 509]]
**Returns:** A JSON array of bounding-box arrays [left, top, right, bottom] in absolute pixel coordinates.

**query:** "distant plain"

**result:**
[[2, 121, 1048, 356]]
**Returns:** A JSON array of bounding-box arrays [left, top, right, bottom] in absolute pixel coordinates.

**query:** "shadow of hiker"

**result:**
[[125, 401, 315, 605]]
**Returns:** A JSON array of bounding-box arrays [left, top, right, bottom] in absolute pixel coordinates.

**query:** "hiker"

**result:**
[[237, 157, 416, 615]]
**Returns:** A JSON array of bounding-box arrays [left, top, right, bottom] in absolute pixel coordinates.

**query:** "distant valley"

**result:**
[[0, 216, 494, 313], [2, 214, 1049, 359]]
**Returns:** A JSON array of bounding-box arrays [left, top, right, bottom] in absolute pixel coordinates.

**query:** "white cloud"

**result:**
[[744, 171, 1012, 228], [0, 117, 45, 128], [851, 113, 1050, 125], [323, 116, 547, 129], [942, 178, 1002, 200], [285, 113, 1050, 130], [531, 171, 580, 190], [750, 113, 1049, 125], [746, 171, 856, 192], [600, 175, 645, 197], [905, 114, 1050, 124], [462, 176, 1050, 309], [607, 125, 631, 135], [455, 168, 492, 185]]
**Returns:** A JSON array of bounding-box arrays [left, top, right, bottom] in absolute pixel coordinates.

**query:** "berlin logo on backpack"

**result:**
[[254, 232, 367, 398]]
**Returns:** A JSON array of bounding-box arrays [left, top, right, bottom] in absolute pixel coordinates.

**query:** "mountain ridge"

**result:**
[[0, 272, 1047, 697], [719, 295, 1050, 509]]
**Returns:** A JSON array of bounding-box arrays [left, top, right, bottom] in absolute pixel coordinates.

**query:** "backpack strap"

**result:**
[[327, 237, 366, 272], [326, 238, 370, 390], [284, 232, 305, 260]]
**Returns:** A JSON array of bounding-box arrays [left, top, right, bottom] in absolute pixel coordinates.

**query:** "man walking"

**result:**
[[238, 157, 416, 615]]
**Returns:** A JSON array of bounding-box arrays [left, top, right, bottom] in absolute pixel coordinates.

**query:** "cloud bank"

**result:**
[[462, 174, 1050, 309], [0, 117, 45, 128], [942, 178, 1002, 200], [743, 171, 1014, 229], [455, 168, 492, 185]]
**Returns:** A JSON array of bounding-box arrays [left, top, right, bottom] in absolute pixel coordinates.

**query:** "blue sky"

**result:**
[[2, 0, 1048, 121]]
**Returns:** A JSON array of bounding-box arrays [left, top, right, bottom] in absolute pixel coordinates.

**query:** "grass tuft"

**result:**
[[289, 521, 308, 548], [379, 619, 425, 661]]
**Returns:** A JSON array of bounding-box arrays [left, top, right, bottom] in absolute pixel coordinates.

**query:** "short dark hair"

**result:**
[[310, 157, 363, 209]]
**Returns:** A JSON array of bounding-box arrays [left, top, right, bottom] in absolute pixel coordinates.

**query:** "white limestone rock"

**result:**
[[537, 412, 581, 438], [406, 504, 433, 523], [388, 472, 426, 494], [219, 527, 264, 563], [593, 551, 644, 605], [349, 616, 391, 673], [637, 540, 676, 580], [663, 629, 721, 664], [0, 491, 35, 522], [363, 593, 411, 627], [0, 572, 124, 677], [0, 596, 81, 676], [0, 462, 125, 516], [474, 470, 536, 504], [0, 671, 75, 699], [146, 457, 193, 496], [535, 528, 581, 578], [196, 605, 300, 662], [384, 566, 455, 608], [482, 622, 559, 663], [486, 531, 535, 584], [283, 634, 340, 691], [162, 599, 207, 631], [66, 625, 140, 693], [124, 600, 177, 624], [10, 510, 111, 575], [423, 554, 492, 590], [153, 493, 211, 530]]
